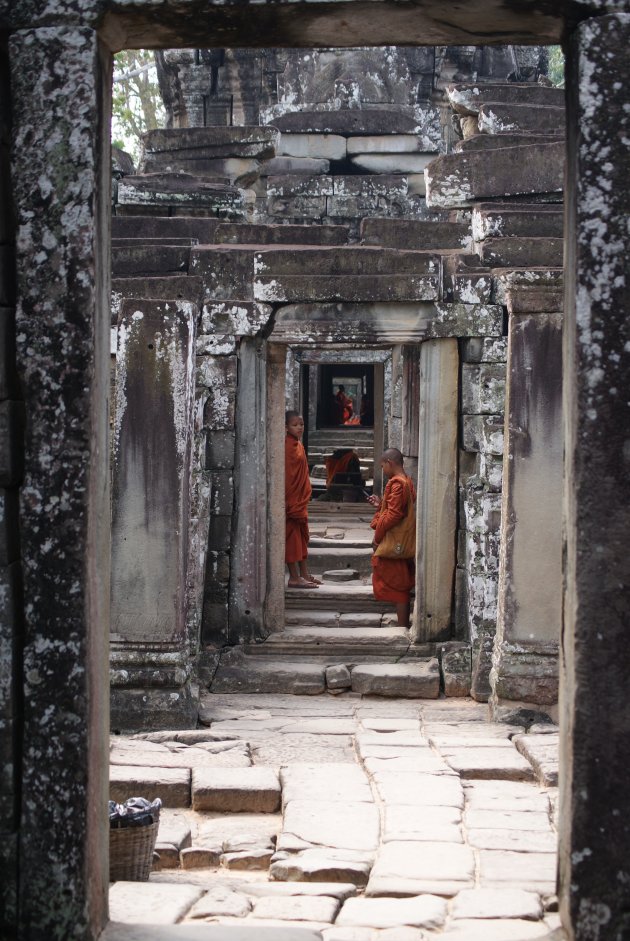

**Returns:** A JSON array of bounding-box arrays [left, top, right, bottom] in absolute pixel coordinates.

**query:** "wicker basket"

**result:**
[[109, 820, 159, 882]]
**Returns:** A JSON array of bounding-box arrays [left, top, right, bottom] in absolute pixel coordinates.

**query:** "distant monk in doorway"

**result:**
[[367, 448, 416, 627], [335, 385, 353, 425], [285, 411, 321, 589]]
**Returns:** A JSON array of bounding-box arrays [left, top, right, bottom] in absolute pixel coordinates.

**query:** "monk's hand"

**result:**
[[366, 494, 381, 507]]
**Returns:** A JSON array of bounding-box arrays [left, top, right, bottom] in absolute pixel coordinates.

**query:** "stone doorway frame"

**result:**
[[5, 5, 628, 939]]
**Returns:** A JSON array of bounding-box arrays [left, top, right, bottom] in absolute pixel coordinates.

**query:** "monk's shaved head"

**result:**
[[285, 410, 301, 425], [382, 447, 404, 465]]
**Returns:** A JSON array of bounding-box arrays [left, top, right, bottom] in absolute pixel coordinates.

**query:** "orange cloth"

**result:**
[[325, 449, 358, 487], [370, 475, 416, 603], [335, 391, 353, 424], [285, 435, 312, 563]]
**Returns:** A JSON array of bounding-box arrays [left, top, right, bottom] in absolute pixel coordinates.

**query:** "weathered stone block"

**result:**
[[492, 647, 559, 706], [351, 661, 440, 698], [109, 765, 191, 807], [260, 156, 330, 176], [325, 195, 382, 218], [0, 401, 24, 487], [267, 175, 333, 197], [192, 767, 281, 812], [0, 562, 20, 728], [461, 364, 506, 415], [266, 195, 328, 219], [142, 126, 278, 160], [361, 219, 472, 251], [472, 203, 563, 241], [211, 652, 326, 694], [117, 173, 247, 219], [326, 664, 352, 690], [348, 134, 435, 155], [197, 356, 237, 430], [0, 489, 19, 566], [461, 338, 507, 364], [191, 246, 255, 299], [446, 272, 492, 305], [111, 244, 191, 278], [461, 415, 504, 456], [208, 515, 232, 552], [333, 175, 408, 198], [200, 301, 272, 337], [426, 142, 564, 208], [278, 133, 346, 160], [0, 308, 18, 399], [268, 109, 436, 137], [201, 601, 229, 647], [111, 215, 220, 242], [214, 222, 349, 245], [471, 625, 497, 703], [478, 102, 565, 136], [480, 237, 564, 269], [205, 430, 236, 469], [448, 82, 564, 116], [350, 152, 433, 174]]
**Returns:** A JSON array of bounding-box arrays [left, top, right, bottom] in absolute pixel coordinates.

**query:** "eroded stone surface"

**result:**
[[192, 767, 280, 813]]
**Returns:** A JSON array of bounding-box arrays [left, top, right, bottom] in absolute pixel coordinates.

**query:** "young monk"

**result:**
[[367, 448, 416, 627], [285, 411, 321, 589]]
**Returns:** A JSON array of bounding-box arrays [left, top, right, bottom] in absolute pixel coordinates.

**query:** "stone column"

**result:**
[[110, 299, 197, 730], [373, 362, 385, 495], [9, 29, 110, 940], [491, 272, 563, 715], [560, 16, 630, 940], [265, 343, 286, 631], [402, 344, 421, 481], [412, 338, 458, 644], [229, 338, 268, 642]]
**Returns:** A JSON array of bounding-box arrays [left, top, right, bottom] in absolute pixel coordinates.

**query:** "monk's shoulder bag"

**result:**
[[374, 475, 416, 560]]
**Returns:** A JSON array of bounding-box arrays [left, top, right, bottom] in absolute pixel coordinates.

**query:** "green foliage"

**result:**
[[548, 46, 565, 87], [112, 51, 165, 164]]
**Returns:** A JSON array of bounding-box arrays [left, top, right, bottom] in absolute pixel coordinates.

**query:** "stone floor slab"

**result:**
[[110, 765, 191, 808], [281, 764, 373, 803], [451, 888, 544, 921], [468, 828, 557, 853], [282, 800, 380, 852], [158, 810, 193, 850], [383, 805, 462, 843], [270, 849, 373, 885], [109, 881, 204, 924], [465, 809, 553, 831], [356, 732, 426, 748], [463, 781, 551, 812], [336, 894, 447, 929], [192, 768, 280, 813], [252, 734, 354, 766], [104, 926, 325, 941], [442, 747, 535, 781], [359, 719, 420, 732], [439, 918, 550, 939], [251, 895, 340, 922], [187, 888, 252, 919], [362, 753, 453, 775], [479, 850, 557, 894], [373, 772, 464, 809], [513, 734, 560, 787], [366, 842, 474, 897]]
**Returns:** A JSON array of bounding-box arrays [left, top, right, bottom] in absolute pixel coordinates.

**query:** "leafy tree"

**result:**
[[112, 51, 165, 164], [548, 46, 565, 87]]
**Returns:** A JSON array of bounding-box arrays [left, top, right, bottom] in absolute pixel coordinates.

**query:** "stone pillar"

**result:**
[[491, 272, 563, 715], [110, 299, 197, 730], [229, 338, 268, 642], [373, 362, 385, 495], [412, 339, 458, 644], [560, 16, 630, 940], [265, 343, 286, 631], [401, 344, 421, 480], [9, 29, 110, 940], [308, 363, 318, 436]]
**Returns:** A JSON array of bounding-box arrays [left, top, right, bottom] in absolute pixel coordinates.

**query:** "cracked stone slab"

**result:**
[[463, 781, 551, 813], [442, 746, 535, 780], [110, 740, 251, 769], [356, 732, 426, 748], [270, 849, 373, 885], [109, 882, 204, 924], [336, 894, 447, 929], [158, 811, 192, 850], [467, 828, 557, 853], [281, 764, 373, 804], [110, 765, 191, 808], [478, 850, 557, 894], [251, 895, 340, 922], [366, 841, 474, 897], [221, 848, 274, 870], [451, 888, 544, 920], [513, 734, 559, 787], [373, 772, 464, 809], [192, 767, 280, 813], [282, 800, 380, 852], [187, 887, 252, 919], [359, 719, 420, 732], [383, 805, 463, 843], [196, 814, 281, 850], [252, 734, 354, 766], [362, 752, 454, 775]]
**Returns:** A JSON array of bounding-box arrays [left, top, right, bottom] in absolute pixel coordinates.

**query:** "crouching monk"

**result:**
[[367, 448, 416, 627], [285, 411, 321, 588]]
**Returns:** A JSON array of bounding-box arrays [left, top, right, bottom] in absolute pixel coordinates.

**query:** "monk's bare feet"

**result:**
[[288, 577, 320, 589], [304, 575, 323, 585]]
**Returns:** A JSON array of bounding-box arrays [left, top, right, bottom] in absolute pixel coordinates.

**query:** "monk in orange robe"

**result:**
[[285, 411, 321, 588], [367, 448, 416, 627], [325, 448, 361, 488], [335, 386, 353, 425]]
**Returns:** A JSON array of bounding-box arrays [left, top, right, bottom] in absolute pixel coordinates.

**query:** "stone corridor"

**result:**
[[106, 696, 561, 939]]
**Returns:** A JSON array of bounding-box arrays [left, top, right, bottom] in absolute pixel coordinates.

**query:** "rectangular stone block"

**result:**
[[109, 765, 191, 808], [348, 134, 434, 154], [111, 300, 196, 647], [111, 244, 191, 278], [143, 126, 278, 160], [366, 841, 474, 897], [472, 203, 563, 241], [426, 142, 564, 209], [256, 275, 439, 304], [0, 308, 18, 399], [0, 489, 19, 566], [461, 415, 504, 456], [361, 218, 472, 251], [267, 175, 333, 197], [278, 133, 346, 160], [111, 215, 220, 242], [266, 195, 328, 219], [0, 401, 24, 487], [350, 153, 433, 174], [191, 246, 255, 300], [214, 223, 349, 246], [200, 301, 272, 337], [192, 767, 280, 812], [351, 661, 440, 698], [461, 338, 507, 364], [205, 430, 236, 469], [208, 515, 232, 552], [117, 175, 246, 219], [448, 82, 564, 115], [461, 364, 506, 415], [478, 102, 566, 136], [480, 237, 564, 269], [260, 156, 330, 176], [333, 175, 408, 198], [197, 356, 237, 429], [325, 195, 381, 218]]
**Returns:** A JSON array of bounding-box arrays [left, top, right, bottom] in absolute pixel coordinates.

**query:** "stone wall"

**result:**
[[0, 39, 20, 938]]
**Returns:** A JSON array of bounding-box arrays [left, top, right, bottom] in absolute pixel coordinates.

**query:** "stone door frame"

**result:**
[[5, 5, 628, 938]]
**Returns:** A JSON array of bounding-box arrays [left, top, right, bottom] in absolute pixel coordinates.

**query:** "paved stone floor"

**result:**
[[106, 695, 563, 941]]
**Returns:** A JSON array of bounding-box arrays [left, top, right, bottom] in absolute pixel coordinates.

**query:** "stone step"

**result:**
[[286, 610, 385, 627], [478, 102, 565, 137], [210, 654, 327, 694], [425, 141, 564, 209], [472, 203, 563, 241], [285, 581, 391, 614], [447, 82, 565, 116], [351, 660, 441, 698], [454, 133, 559, 153], [116, 173, 248, 219], [308, 546, 373, 575]]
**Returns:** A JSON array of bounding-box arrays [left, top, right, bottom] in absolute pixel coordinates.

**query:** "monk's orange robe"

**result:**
[[371, 475, 416, 603], [285, 434, 312, 564], [325, 449, 360, 487]]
